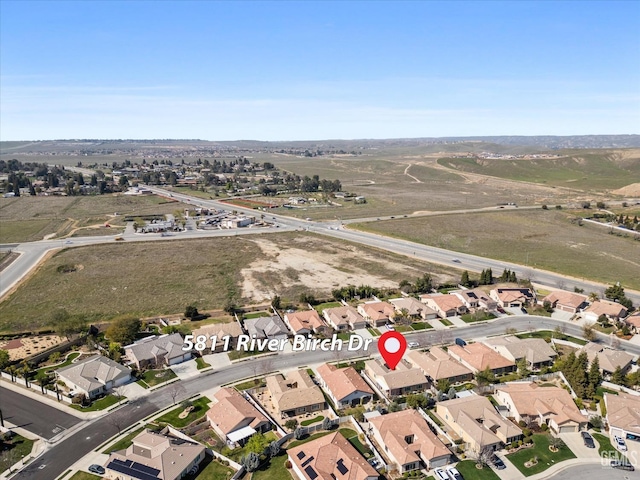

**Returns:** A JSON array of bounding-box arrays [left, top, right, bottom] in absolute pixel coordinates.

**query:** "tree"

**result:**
[[436, 378, 451, 392], [406, 393, 428, 409], [582, 322, 597, 342], [612, 366, 625, 386], [284, 419, 298, 431], [167, 382, 186, 405], [106, 317, 141, 344], [517, 358, 530, 378], [293, 427, 305, 440], [246, 433, 269, 455], [184, 305, 199, 319], [268, 440, 280, 458], [604, 283, 633, 310], [549, 436, 565, 451], [460, 271, 471, 287], [447, 386, 458, 400], [475, 367, 495, 386], [271, 295, 281, 310], [543, 300, 553, 313], [474, 445, 494, 469], [322, 417, 333, 430], [241, 451, 260, 472], [588, 356, 602, 392], [0, 349, 9, 370]]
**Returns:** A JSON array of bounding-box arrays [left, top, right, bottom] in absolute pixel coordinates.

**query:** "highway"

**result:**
[[9, 315, 640, 480]]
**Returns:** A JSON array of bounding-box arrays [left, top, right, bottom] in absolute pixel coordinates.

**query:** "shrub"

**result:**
[[540, 424, 548, 431], [285, 460, 292, 469]]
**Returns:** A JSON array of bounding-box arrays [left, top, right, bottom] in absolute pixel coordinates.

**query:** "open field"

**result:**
[[0, 232, 457, 333], [0, 194, 182, 243], [437, 149, 640, 191], [352, 209, 640, 290]]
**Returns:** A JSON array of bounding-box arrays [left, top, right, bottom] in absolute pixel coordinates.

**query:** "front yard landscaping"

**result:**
[[155, 397, 210, 428], [69, 473, 102, 480], [506, 434, 576, 476], [461, 312, 496, 323], [136, 368, 178, 388], [70, 394, 121, 412], [593, 432, 628, 461], [455, 460, 500, 480], [103, 427, 145, 454], [195, 357, 211, 369], [439, 318, 453, 326], [0, 434, 34, 474]]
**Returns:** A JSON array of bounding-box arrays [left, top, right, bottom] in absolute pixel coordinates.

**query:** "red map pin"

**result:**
[[378, 331, 407, 370]]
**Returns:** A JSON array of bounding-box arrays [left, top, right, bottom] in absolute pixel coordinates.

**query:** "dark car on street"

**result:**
[[611, 459, 634, 471]]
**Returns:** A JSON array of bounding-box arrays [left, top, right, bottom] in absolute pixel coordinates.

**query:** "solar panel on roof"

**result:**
[[131, 461, 161, 476], [107, 460, 160, 480], [301, 455, 314, 467], [304, 465, 318, 479], [297, 451, 306, 460], [336, 459, 348, 475]]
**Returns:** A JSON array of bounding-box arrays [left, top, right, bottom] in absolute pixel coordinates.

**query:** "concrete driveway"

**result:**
[[169, 359, 200, 380], [559, 431, 601, 460]]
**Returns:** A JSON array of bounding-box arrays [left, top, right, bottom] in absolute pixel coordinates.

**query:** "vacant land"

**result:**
[[0, 232, 455, 333], [438, 149, 640, 191], [0, 194, 182, 243], [353, 209, 640, 290]]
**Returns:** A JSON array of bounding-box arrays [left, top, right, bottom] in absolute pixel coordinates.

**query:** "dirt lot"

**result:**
[[0, 232, 455, 333]]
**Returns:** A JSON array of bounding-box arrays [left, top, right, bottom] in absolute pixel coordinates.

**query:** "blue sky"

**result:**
[[1, 1, 639, 141]]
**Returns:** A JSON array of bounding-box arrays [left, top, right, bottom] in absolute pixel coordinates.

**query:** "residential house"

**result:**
[[389, 297, 439, 321], [206, 387, 271, 445], [406, 348, 474, 385], [604, 392, 640, 440], [624, 312, 640, 334], [191, 321, 243, 353], [363, 358, 429, 398], [284, 310, 330, 336], [316, 363, 374, 409], [288, 431, 378, 480], [451, 289, 498, 311], [124, 333, 191, 369], [266, 370, 325, 418], [244, 315, 289, 340], [357, 301, 396, 327], [494, 383, 587, 433], [482, 336, 557, 369], [437, 395, 523, 452], [105, 429, 205, 480], [583, 300, 629, 323], [447, 343, 516, 375], [579, 342, 634, 377], [420, 294, 468, 318], [323, 306, 367, 331], [367, 409, 451, 473], [56, 355, 132, 400], [489, 288, 536, 308], [542, 291, 588, 314]]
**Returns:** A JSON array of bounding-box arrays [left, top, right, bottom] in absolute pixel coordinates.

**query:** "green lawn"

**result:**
[[439, 319, 453, 326], [195, 357, 211, 370], [103, 427, 145, 454], [455, 460, 500, 480], [461, 312, 496, 323], [0, 435, 35, 474], [71, 394, 121, 412], [287, 431, 332, 449], [251, 452, 293, 480], [339, 428, 358, 439], [35, 352, 81, 375], [367, 328, 381, 336], [394, 325, 413, 333], [516, 330, 587, 345], [524, 306, 552, 317], [300, 415, 324, 426], [593, 432, 628, 461], [337, 332, 353, 341], [155, 397, 210, 428], [506, 434, 576, 476], [186, 456, 235, 480], [235, 378, 265, 390], [69, 472, 102, 480], [346, 435, 372, 458], [136, 368, 178, 388], [314, 302, 342, 313], [412, 322, 432, 330], [244, 311, 270, 319]]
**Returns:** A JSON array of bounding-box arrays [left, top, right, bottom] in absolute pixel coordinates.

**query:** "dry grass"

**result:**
[[353, 209, 640, 290], [0, 194, 182, 243]]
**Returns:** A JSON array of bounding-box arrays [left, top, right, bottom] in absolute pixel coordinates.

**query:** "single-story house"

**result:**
[[447, 342, 516, 375], [367, 409, 451, 473], [266, 370, 325, 418], [316, 363, 374, 408], [579, 342, 635, 376], [357, 301, 396, 327], [124, 333, 191, 369], [542, 290, 588, 314], [207, 387, 271, 445], [191, 321, 244, 353], [451, 289, 498, 311], [437, 395, 523, 452], [494, 383, 588, 433], [605, 392, 640, 441], [323, 305, 367, 331], [420, 294, 468, 318], [583, 300, 629, 323], [624, 312, 640, 334], [56, 355, 132, 399], [288, 431, 378, 480], [406, 348, 474, 385], [363, 358, 429, 398], [482, 336, 557, 369], [244, 315, 289, 340], [389, 297, 439, 320], [489, 288, 536, 308], [284, 310, 331, 336], [105, 429, 205, 480]]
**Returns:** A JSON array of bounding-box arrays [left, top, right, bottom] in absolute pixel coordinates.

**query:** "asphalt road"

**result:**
[[0, 387, 80, 439], [11, 315, 640, 480], [548, 463, 636, 479]]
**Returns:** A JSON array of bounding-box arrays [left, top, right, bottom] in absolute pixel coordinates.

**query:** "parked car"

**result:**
[[433, 468, 449, 480], [581, 431, 595, 448], [385, 324, 395, 331], [611, 459, 635, 471], [454, 337, 467, 347], [490, 454, 506, 470], [614, 435, 627, 451], [497, 307, 506, 314], [408, 341, 420, 348], [88, 464, 105, 475], [452, 258, 461, 263], [446, 465, 464, 480]]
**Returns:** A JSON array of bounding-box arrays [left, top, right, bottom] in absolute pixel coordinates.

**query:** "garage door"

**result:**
[[558, 425, 576, 433]]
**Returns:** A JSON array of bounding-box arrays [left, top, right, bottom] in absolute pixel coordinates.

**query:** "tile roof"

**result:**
[[57, 355, 131, 392], [359, 302, 395, 321], [364, 358, 428, 390], [244, 315, 289, 338], [368, 409, 450, 466], [324, 306, 365, 327], [285, 310, 327, 333], [584, 300, 628, 318], [406, 348, 473, 381], [191, 322, 243, 341], [482, 336, 557, 364], [316, 363, 373, 402], [389, 297, 437, 317], [207, 387, 269, 437], [420, 294, 464, 312], [447, 343, 515, 372], [288, 431, 378, 480], [580, 343, 635, 373], [605, 392, 640, 435], [266, 370, 325, 412], [542, 291, 588, 309], [125, 333, 188, 364]]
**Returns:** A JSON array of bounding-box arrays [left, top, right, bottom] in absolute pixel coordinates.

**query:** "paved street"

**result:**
[[0, 386, 80, 440]]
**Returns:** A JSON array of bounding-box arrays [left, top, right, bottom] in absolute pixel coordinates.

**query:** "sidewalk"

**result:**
[[0, 435, 46, 480]]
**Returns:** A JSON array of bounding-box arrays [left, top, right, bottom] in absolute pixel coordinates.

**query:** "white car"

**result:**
[[408, 341, 420, 348], [385, 324, 395, 331], [446, 465, 464, 480], [614, 435, 627, 451], [434, 468, 449, 480]]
